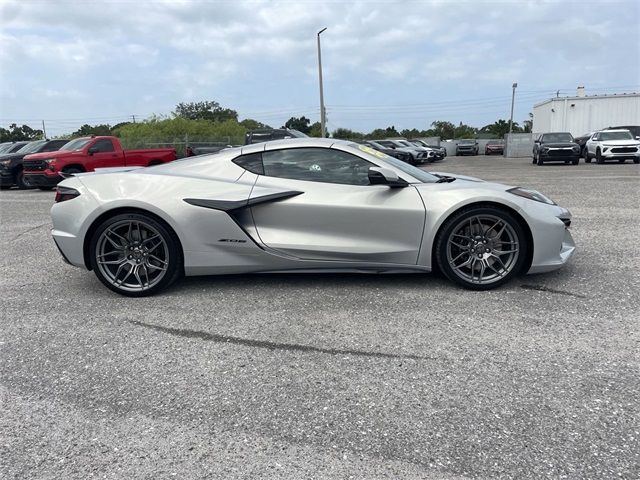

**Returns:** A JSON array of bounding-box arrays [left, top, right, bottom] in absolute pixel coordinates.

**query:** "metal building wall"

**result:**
[[533, 94, 640, 136]]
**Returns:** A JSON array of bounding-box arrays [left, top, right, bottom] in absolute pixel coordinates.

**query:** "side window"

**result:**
[[592, 133, 599, 141], [232, 152, 264, 175], [261, 148, 373, 186], [92, 139, 115, 152]]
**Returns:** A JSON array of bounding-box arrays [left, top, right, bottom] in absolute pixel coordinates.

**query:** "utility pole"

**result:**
[[508, 82, 518, 134], [42, 120, 47, 139], [132, 115, 136, 123], [317, 27, 327, 138]]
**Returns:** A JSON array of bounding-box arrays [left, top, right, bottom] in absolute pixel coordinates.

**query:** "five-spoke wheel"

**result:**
[[90, 213, 182, 296], [436, 207, 527, 289]]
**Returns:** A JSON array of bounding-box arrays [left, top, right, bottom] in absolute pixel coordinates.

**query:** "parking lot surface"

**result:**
[[1, 156, 638, 479]]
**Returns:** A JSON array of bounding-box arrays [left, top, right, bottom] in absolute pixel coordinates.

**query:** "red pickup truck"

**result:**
[[23, 136, 177, 189]]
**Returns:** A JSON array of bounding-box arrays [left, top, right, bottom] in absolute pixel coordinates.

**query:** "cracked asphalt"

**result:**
[[1, 156, 638, 479]]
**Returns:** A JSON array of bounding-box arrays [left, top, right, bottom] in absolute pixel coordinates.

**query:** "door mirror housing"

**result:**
[[368, 167, 408, 188], [87, 146, 98, 155]]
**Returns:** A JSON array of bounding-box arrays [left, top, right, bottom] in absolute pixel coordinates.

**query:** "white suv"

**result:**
[[585, 129, 640, 164]]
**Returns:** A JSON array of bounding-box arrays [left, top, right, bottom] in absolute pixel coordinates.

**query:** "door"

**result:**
[[248, 147, 426, 265], [87, 139, 121, 170]]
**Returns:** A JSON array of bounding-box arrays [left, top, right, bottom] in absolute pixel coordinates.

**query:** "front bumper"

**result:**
[[601, 148, 640, 159], [0, 171, 15, 186], [527, 210, 576, 274], [540, 151, 580, 161], [24, 172, 61, 187]]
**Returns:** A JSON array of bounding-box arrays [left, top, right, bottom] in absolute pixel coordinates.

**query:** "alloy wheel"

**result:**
[[446, 214, 520, 286], [95, 219, 169, 292]]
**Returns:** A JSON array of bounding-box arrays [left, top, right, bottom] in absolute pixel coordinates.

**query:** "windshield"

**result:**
[[542, 133, 574, 143], [351, 143, 438, 183], [600, 131, 633, 141], [487, 140, 503, 145], [0, 143, 15, 153], [459, 139, 475, 144], [59, 137, 92, 151], [16, 140, 47, 154]]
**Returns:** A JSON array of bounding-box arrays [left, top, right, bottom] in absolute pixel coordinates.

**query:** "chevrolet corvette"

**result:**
[[50, 138, 575, 296]]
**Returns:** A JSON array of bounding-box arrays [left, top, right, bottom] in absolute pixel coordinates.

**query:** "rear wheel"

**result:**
[[435, 207, 528, 290], [89, 212, 183, 296]]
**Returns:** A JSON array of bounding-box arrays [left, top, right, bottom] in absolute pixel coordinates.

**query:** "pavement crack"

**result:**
[[11, 222, 50, 242], [127, 319, 432, 361], [520, 284, 587, 298]]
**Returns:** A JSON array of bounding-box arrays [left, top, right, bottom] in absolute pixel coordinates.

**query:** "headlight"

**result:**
[[507, 187, 556, 205], [44, 158, 56, 164], [0, 160, 10, 166]]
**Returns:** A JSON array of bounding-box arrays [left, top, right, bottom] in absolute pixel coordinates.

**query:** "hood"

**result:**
[[0, 153, 23, 161], [24, 150, 77, 160], [429, 172, 484, 182], [600, 139, 640, 146]]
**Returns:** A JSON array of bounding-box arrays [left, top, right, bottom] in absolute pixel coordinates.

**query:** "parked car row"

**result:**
[[365, 139, 446, 166], [0, 136, 177, 190], [532, 128, 640, 165]]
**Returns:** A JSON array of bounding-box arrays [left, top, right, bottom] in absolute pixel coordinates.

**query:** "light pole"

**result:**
[[317, 27, 327, 138], [508, 82, 518, 134]]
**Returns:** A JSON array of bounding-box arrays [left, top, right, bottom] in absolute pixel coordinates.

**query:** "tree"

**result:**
[[173, 101, 238, 122], [429, 121, 456, 140], [366, 126, 400, 139], [308, 122, 323, 137], [239, 119, 271, 130], [479, 119, 513, 138], [400, 128, 424, 138], [72, 124, 112, 137], [332, 128, 364, 140], [454, 122, 478, 139], [0, 123, 44, 142], [282, 116, 311, 134], [522, 113, 533, 133]]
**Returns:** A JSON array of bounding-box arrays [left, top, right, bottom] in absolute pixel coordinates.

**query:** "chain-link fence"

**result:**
[[119, 135, 245, 157]]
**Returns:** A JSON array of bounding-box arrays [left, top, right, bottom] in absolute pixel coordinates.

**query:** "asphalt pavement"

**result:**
[[1, 156, 638, 479]]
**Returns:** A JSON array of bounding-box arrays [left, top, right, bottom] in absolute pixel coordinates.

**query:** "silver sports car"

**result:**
[[50, 138, 575, 296]]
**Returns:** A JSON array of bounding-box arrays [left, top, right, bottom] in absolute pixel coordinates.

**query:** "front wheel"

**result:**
[[435, 207, 528, 290], [16, 170, 32, 190], [89, 212, 183, 296], [596, 149, 604, 164]]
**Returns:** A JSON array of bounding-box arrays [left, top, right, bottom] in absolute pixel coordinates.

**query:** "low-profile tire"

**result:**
[[596, 149, 604, 164], [435, 206, 528, 290], [89, 212, 183, 297], [16, 170, 32, 190]]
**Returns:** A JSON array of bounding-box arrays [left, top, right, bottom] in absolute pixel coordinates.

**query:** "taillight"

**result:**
[[55, 186, 80, 203]]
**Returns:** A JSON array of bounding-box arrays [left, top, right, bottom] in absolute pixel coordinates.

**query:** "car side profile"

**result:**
[[532, 132, 581, 165], [51, 138, 575, 297], [585, 129, 640, 164]]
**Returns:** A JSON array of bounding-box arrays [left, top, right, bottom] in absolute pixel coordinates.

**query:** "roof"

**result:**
[[534, 92, 640, 109]]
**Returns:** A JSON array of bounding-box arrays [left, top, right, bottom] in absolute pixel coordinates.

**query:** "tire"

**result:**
[[634, 158, 639, 164], [16, 170, 31, 190], [618, 159, 625, 164], [89, 212, 183, 297], [38, 187, 54, 191], [435, 206, 528, 290], [537, 154, 544, 166], [63, 167, 83, 175], [572, 157, 579, 165], [585, 149, 592, 163], [596, 149, 604, 164], [532, 153, 537, 164], [0, 186, 10, 190]]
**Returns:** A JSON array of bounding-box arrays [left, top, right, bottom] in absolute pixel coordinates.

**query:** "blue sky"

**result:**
[[1, 0, 638, 137]]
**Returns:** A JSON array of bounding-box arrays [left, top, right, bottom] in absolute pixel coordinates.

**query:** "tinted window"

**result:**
[[92, 139, 115, 152], [42, 140, 69, 152], [16, 140, 47, 154], [233, 152, 264, 175], [541, 133, 574, 143], [8, 143, 28, 153], [262, 148, 373, 185]]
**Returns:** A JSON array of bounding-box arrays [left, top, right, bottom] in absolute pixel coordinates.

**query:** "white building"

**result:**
[[532, 88, 640, 136]]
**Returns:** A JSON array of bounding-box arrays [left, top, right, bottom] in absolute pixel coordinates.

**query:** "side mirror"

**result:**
[[636, 136, 640, 140], [87, 146, 98, 155], [368, 167, 408, 188]]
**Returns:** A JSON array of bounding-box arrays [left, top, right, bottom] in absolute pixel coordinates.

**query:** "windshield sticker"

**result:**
[[357, 144, 388, 159]]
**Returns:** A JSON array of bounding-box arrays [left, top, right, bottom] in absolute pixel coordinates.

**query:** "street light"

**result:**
[[508, 82, 518, 135], [317, 27, 327, 138]]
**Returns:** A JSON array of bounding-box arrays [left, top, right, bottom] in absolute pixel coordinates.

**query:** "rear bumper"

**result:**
[[24, 172, 61, 187]]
